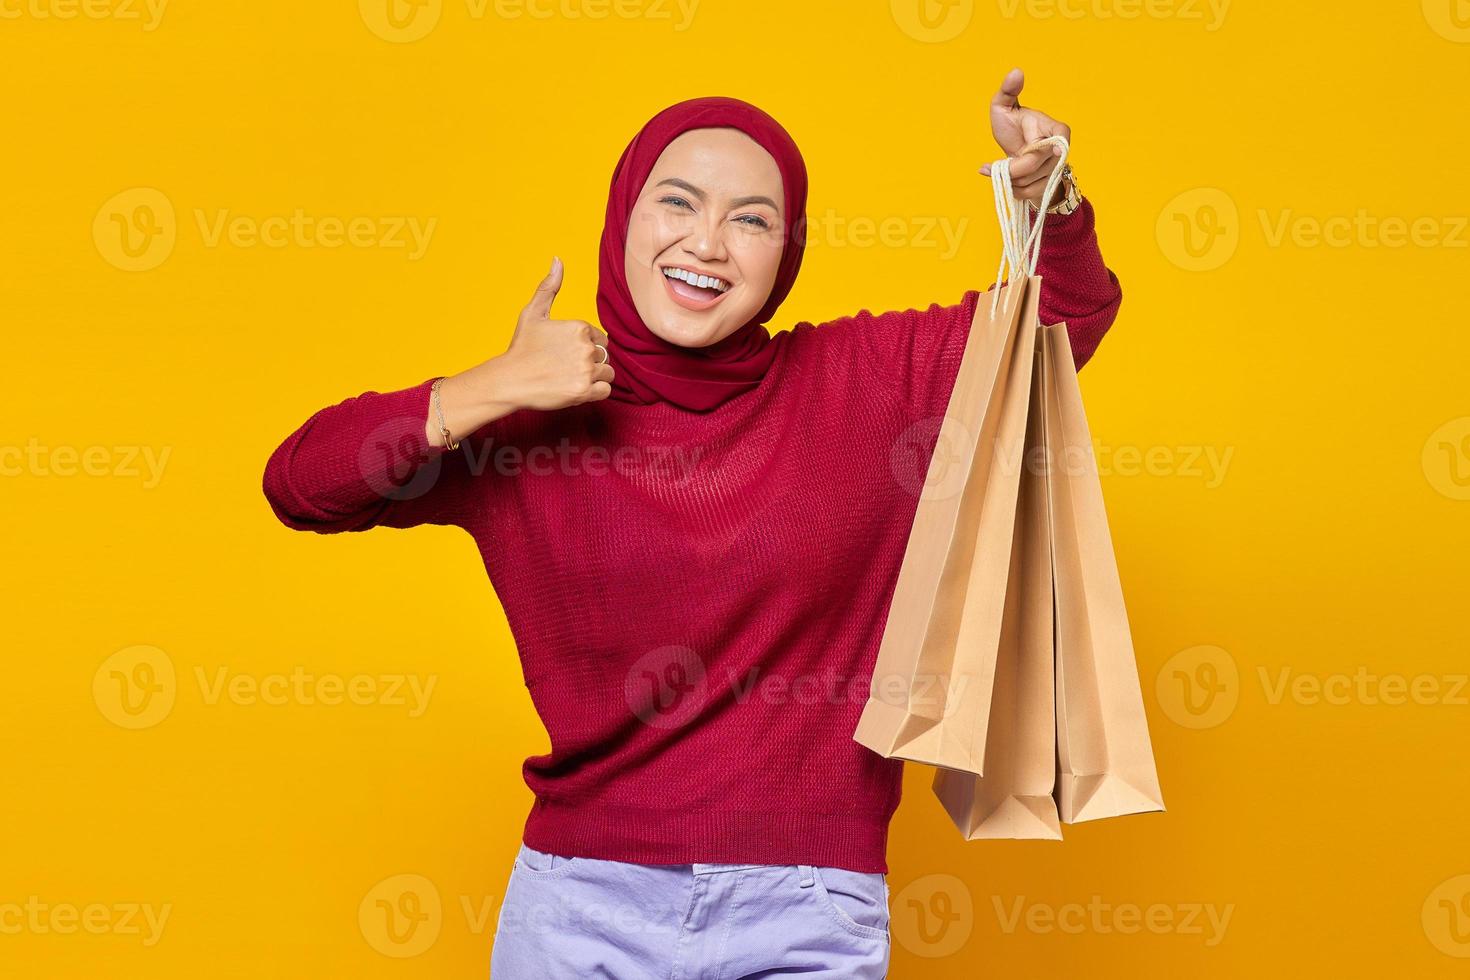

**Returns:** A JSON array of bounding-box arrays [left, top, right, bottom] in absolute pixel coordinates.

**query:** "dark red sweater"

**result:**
[[262, 200, 1121, 873]]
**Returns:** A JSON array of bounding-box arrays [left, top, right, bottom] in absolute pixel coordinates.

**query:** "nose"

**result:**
[[683, 211, 729, 264]]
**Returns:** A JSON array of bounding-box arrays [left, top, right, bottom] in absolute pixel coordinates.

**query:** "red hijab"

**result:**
[[597, 97, 809, 412]]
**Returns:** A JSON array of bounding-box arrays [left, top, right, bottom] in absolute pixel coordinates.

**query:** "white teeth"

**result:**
[[662, 267, 728, 293]]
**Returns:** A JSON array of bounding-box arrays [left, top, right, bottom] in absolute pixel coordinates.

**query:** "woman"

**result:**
[[263, 69, 1121, 978]]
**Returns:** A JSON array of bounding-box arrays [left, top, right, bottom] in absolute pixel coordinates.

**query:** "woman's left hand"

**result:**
[[978, 67, 1073, 207]]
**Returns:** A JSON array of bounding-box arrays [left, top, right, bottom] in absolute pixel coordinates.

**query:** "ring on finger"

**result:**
[[593, 343, 609, 365]]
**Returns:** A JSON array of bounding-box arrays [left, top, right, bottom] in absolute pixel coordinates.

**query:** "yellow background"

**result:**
[[4, 0, 1469, 976]]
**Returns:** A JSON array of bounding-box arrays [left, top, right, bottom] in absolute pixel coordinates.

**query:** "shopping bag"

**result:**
[[853, 133, 1068, 775], [1042, 320, 1166, 822], [933, 340, 1062, 839], [851, 273, 1039, 774]]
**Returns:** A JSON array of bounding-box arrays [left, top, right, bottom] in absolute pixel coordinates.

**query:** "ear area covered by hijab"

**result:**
[[596, 97, 809, 413]]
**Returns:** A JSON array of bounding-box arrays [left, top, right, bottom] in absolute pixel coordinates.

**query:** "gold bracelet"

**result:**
[[430, 377, 459, 450]]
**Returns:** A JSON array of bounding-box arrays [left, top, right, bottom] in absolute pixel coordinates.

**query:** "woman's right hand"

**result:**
[[499, 256, 615, 410], [427, 257, 615, 447]]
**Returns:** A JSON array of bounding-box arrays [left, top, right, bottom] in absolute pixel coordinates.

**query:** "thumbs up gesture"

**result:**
[[978, 68, 1074, 207], [503, 257, 616, 411]]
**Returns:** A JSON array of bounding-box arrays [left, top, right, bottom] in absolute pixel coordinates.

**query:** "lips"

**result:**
[[661, 266, 731, 311]]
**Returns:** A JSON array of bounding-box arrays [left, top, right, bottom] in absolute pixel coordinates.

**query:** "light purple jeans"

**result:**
[[490, 842, 891, 978]]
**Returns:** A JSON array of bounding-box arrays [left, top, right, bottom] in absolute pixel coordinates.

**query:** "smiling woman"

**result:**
[[261, 81, 1122, 979], [623, 128, 787, 344]]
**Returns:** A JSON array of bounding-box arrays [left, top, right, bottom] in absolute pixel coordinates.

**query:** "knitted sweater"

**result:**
[[261, 199, 1121, 872]]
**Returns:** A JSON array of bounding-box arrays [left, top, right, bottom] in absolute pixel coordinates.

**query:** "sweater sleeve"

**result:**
[[835, 197, 1123, 421], [261, 376, 482, 533]]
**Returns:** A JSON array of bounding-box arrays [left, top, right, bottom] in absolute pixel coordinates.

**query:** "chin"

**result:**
[[646, 310, 733, 349]]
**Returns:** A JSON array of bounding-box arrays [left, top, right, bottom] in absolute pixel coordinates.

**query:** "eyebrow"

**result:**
[[655, 177, 780, 213]]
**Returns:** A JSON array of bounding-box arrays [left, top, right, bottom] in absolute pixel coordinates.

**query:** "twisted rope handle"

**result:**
[[988, 134, 1071, 315]]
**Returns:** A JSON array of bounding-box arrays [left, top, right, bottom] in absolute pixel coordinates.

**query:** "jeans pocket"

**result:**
[[514, 843, 580, 880], [811, 866, 891, 942]]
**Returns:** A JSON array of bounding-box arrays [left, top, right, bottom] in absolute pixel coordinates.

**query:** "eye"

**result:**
[[734, 214, 771, 230], [658, 195, 695, 211]]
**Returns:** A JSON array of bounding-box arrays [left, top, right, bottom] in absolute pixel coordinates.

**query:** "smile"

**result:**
[[661, 265, 731, 311]]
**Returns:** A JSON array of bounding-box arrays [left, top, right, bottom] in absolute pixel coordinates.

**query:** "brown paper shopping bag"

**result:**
[[854, 135, 1069, 777], [1042, 320, 1166, 823], [933, 342, 1062, 839], [852, 274, 1039, 774]]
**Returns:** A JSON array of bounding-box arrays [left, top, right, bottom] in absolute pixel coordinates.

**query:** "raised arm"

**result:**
[[262, 376, 482, 533], [262, 257, 615, 533], [979, 67, 1121, 367], [1033, 197, 1123, 368]]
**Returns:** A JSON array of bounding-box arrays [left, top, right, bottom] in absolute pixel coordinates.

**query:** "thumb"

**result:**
[[525, 256, 563, 320], [991, 67, 1024, 111]]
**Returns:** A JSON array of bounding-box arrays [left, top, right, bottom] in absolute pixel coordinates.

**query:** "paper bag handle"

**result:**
[[988, 134, 1072, 314]]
